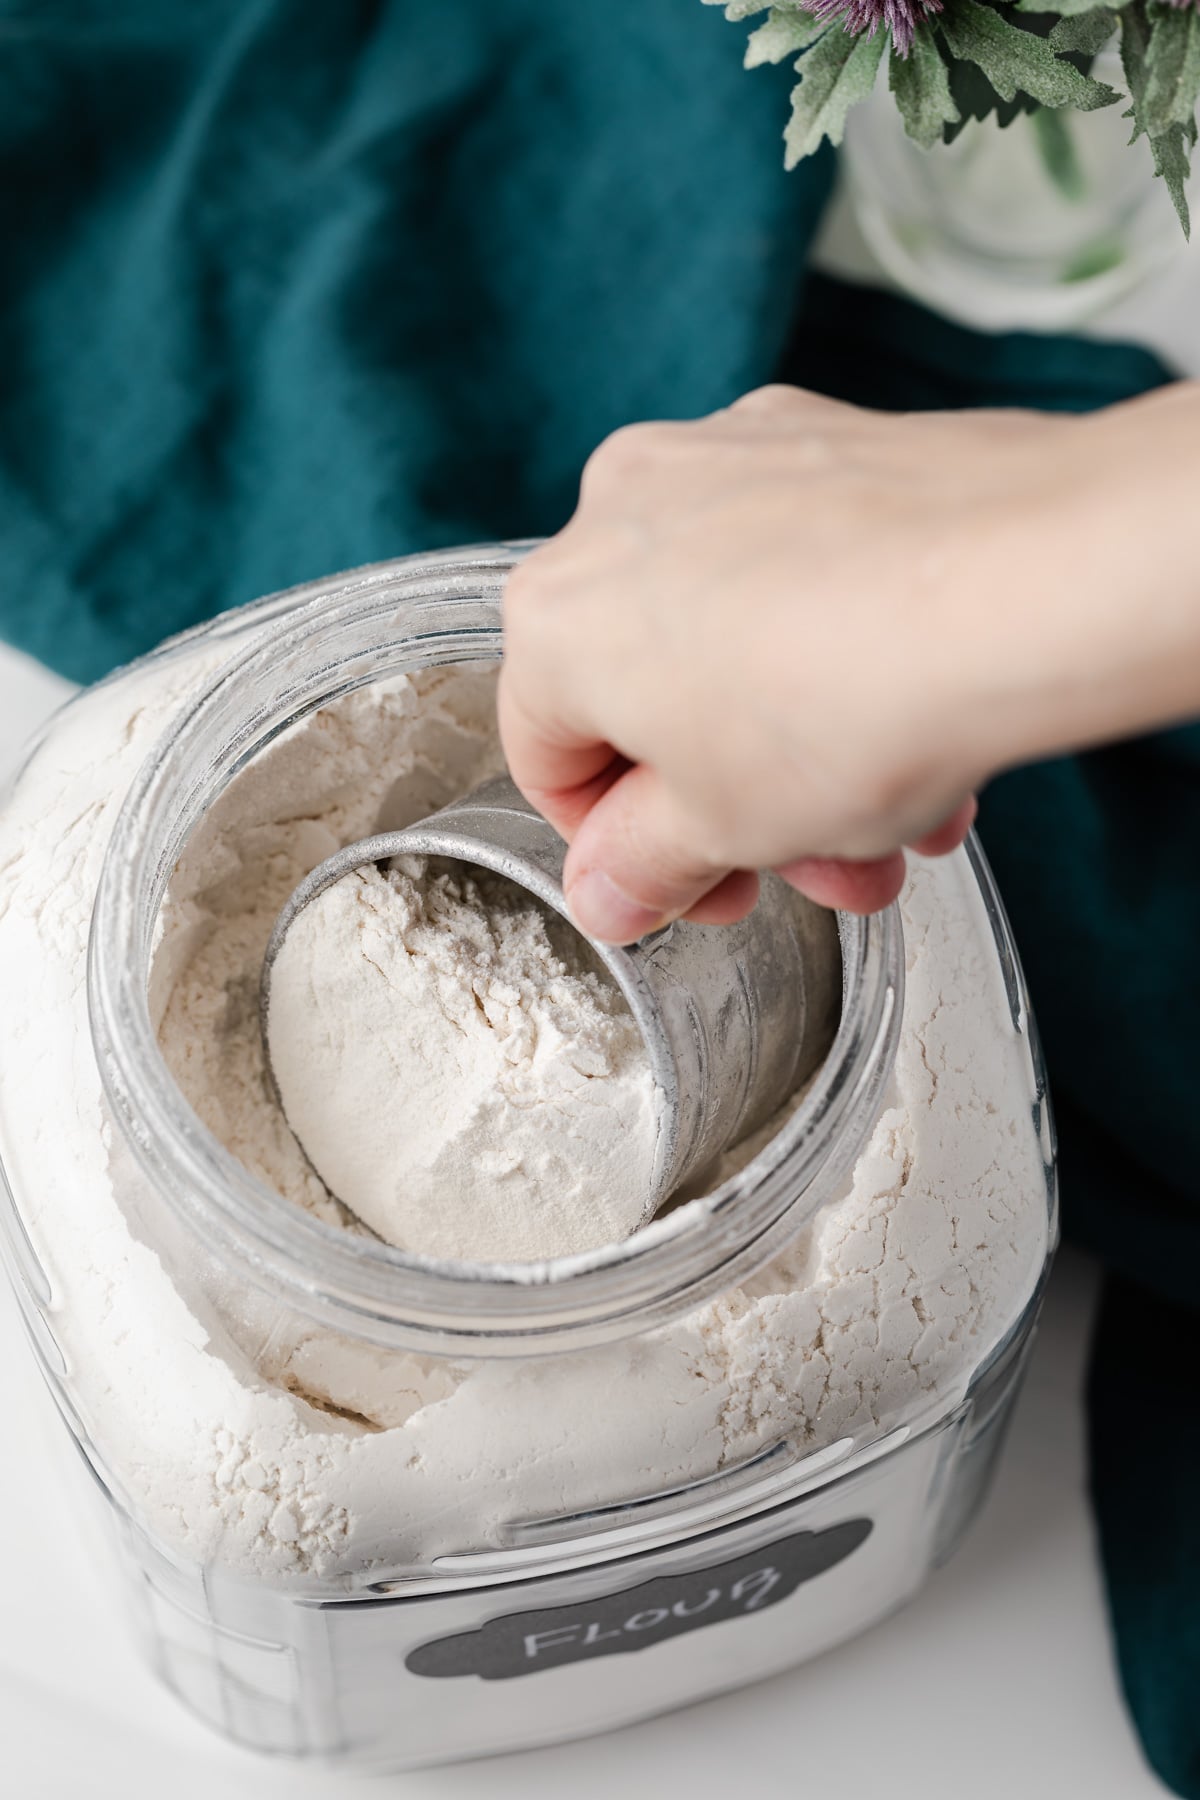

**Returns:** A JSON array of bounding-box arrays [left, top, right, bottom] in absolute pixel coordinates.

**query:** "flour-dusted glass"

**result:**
[[0, 551, 1056, 1768]]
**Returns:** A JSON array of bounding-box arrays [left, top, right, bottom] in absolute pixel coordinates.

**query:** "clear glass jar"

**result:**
[[0, 549, 1056, 1769], [840, 50, 1185, 332]]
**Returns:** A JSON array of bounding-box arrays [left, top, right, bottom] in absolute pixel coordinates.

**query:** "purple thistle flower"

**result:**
[[800, 0, 943, 57]]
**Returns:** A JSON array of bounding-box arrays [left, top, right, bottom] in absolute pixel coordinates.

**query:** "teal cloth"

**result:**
[[0, 0, 829, 682], [1, 7, 1197, 1793]]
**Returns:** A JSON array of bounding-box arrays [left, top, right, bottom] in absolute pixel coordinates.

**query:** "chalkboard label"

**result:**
[[406, 1517, 871, 1681]]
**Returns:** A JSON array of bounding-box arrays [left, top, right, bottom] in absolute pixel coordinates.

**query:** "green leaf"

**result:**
[[745, 8, 830, 66], [940, 0, 1120, 110], [710, 1, 777, 19], [1048, 9, 1117, 57], [890, 31, 961, 148], [1014, 0, 1102, 16], [783, 27, 888, 165], [1120, 0, 1152, 129], [1149, 118, 1195, 235], [1141, 3, 1200, 138], [941, 50, 1040, 139], [1122, 6, 1194, 236]]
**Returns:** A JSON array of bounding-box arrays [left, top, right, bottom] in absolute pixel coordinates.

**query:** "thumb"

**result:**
[[561, 764, 732, 944]]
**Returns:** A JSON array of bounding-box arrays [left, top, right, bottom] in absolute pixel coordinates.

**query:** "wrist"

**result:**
[[1059, 382, 1200, 746], [938, 387, 1200, 781]]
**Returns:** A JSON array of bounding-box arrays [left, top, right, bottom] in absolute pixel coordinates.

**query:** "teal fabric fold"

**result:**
[[0, 7, 1196, 1795], [782, 270, 1172, 412], [0, 0, 831, 683], [1090, 1277, 1200, 1800]]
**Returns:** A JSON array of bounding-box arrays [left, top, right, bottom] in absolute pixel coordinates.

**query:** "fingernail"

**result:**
[[565, 870, 667, 944]]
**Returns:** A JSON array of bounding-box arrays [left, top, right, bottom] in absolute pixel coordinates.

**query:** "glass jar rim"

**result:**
[[88, 549, 904, 1357]]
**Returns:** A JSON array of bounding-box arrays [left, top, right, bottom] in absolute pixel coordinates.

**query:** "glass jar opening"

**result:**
[[89, 552, 904, 1356]]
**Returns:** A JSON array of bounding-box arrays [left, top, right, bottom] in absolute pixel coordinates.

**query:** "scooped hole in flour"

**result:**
[[264, 855, 663, 1263]]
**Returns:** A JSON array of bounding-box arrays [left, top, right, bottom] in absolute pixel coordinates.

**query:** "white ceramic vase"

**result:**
[[840, 48, 1186, 331]]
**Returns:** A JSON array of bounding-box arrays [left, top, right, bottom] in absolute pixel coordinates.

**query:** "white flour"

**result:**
[[265, 859, 660, 1260], [0, 632, 1049, 1587]]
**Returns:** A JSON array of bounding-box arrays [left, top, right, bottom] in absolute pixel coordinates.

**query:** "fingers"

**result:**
[[775, 853, 909, 915], [910, 794, 977, 856], [515, 736, 977, 940], [496, 654, 617, 841], [561, 764, 731, 944], [523, 751, 633, 844], [562, 774, 976, 940], [774, 796, 977, 916], [683, 868, 760, 926]]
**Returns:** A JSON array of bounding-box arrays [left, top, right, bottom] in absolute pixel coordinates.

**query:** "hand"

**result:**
[[499, 382, 1200, 943]]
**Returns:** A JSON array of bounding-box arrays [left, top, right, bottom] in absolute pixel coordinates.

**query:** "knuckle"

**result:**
[[666, 798, 742, 877], [618, 791, 722, 890], [583, 421, 661, 486], [850, 760, 924, 840], [730, 383, 801, 416], [502, 570, 563, 668], [503, 557, 555, 620]]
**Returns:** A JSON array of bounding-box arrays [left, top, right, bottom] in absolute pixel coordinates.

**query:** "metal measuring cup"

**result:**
[[262, 776, 839, 1206]]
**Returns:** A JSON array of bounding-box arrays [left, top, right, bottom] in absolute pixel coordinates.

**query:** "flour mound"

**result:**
[[266, 857, 661, 1261]]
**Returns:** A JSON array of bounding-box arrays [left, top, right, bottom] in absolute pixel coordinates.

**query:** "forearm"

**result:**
[[953, 382, 1200, 779]]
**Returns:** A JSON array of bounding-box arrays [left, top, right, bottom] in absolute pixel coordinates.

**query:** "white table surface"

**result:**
[[0, 641, 1168, 1798]]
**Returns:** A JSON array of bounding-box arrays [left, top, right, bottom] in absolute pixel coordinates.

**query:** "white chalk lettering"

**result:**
[[523, 1626, 581, 1659], [624, 1607, 670, 1632], [672, 1588, 721, 1619], [519, 1560, 788, 1663], [730, 1566, 781, 1612]]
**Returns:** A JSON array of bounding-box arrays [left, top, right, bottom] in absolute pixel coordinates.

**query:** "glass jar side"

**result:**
[[41, 1297, 1041, 1769], [0, 543, 1050, 1648]]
